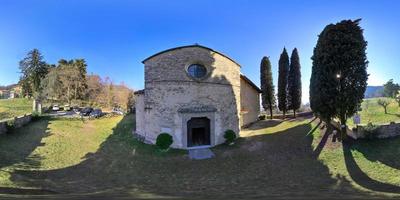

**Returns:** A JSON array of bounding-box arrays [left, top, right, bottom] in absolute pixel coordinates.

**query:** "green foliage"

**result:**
[[5, 120, 15, 132], [156, 133, 173, 150], [31, 111, 41, 121], [126, 90, 136, 113], [40, 66, 63, 101], [287, 48, 302, 117], [260, 56, 275, 119], [224, 129, 237, 144], [19, 49, 49, 97], [278, 48, 289, 116], [383, 79, 399, 98], [310, 19, 368, 124], [362, 123, 380, 140], [258, 115, 266, 120]]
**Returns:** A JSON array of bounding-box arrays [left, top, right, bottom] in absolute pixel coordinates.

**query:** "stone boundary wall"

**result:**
[[0, 114, 32, 135], [355, 122, 400, 139], [329, 119, 400, 140], [268, 111, 313, 119]]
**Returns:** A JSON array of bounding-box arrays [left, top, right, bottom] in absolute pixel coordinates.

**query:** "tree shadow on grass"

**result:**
[[343, 140, 400, 193], [387, 113, 400, 119], [0, 117, 52, 195], [245, 119, 283, 131], [0, 117, 51, 169], [351, 137, 400, 170], [5, 115, 388, 199]]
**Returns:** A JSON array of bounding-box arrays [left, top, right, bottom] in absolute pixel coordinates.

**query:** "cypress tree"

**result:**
[[278, 48, 289, 118], [310, 19, 368, 140], [260, 56, 275, 119], [288, 48, 302, 118]]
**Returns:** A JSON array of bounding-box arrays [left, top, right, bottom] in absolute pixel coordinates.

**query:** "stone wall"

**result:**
[[0, 114, 32, 134], [240, 77, 260, 127], [356, 122, 400, 139], [138, 46, 241, 149]]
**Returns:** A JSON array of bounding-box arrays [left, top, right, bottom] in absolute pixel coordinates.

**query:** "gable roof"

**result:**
[[142, 44, 241, 67], [240, 74, 262, 93]]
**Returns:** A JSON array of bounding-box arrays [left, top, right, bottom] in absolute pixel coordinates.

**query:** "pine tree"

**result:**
[[19, 49, 48, 97], [310, 19, 368, 140], [278, 48, 289, 118], [260, 56, 275, 119], [287, 48, 302, 117]]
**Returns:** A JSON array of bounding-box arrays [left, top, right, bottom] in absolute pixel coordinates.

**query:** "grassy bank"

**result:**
[[0, 98, 32, 121], [0, 115, 399, 198], [347, 97, 400, 127]]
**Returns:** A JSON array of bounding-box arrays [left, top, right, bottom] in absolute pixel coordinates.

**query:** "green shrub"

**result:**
[[5, 120, 15, 133], [31, 111, 41, 121], [258, 115, 266, 120], [224, 129, 237, 144], [363, 123, 380, 140], [156, 133, 173, 150]]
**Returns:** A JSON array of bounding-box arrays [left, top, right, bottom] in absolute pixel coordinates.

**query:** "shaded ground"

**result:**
[[0, 115, 400, 199]]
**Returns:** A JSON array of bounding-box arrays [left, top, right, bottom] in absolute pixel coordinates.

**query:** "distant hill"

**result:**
[[365, 86, 384, 98], [0, 84, 18, 90]]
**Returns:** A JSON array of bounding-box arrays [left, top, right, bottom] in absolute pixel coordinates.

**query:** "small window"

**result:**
[[187, 64, 207, 79]]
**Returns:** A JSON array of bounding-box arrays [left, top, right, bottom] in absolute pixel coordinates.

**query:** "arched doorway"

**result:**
[[187, 117, 210, 147]]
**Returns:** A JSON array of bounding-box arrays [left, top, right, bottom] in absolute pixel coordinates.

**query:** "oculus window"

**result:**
[[187, 64, 207, 79]]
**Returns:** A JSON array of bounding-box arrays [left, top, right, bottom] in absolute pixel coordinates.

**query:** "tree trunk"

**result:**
[[339, 116, 347, 142], [269, 106, 273, 119], [67, 86, 71, 105], [293, 109, 296, 118], [283, 111, 286, 119], [384, 107, 387, 114]]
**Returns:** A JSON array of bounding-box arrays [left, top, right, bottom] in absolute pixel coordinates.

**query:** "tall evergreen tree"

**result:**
[[287, 48, 302, 117], [74, 59, 88, 100], [278, 48, 289, 118], [260, 56, 275, 119], [19, 49, 48, 97], [310, 19, 368, 140]]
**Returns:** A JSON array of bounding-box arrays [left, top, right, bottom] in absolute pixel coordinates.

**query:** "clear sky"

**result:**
[[1, 0, 399, 103]]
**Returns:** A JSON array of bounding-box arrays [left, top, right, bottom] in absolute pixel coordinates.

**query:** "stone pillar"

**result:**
[[32, 99, 37, 112], [32, 99, 42, 113], [37, 102, 42, 114]]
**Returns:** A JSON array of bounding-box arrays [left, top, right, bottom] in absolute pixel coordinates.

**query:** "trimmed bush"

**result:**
[[224, 129, 237, 144], [156, 133, 173, 150], [258, 115, 266, 120]]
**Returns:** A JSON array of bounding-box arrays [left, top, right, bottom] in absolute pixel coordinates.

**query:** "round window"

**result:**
[[187, 64, 207, 79]]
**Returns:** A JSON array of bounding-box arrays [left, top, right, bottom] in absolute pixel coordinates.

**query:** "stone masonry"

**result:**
[[135, 45, 260, 149]]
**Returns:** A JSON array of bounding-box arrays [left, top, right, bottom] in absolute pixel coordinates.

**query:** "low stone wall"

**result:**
[[269, 111, 313, 119], [0, 114, 32, 135], [355, 122, 400, 139]]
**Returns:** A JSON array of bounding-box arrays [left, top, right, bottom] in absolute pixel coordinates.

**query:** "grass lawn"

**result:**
[[0, 114, 400, 199], [0, 98, 32, 121], [347, 97, 400, 127]]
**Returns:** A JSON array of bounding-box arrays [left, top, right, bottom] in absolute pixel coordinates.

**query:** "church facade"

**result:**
[[135, 45, 260, 149]]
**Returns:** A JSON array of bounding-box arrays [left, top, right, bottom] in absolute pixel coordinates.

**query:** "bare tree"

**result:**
[[377, 99, 391, 114]]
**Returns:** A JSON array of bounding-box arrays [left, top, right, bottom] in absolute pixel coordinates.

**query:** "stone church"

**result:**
[[135, 45, 261, 149]]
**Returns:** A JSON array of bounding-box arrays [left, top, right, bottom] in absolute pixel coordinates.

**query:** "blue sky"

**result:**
[[0, 0, 399, 103]]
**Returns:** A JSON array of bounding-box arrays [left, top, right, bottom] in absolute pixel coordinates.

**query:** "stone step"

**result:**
[[188, 148, 215, 160]]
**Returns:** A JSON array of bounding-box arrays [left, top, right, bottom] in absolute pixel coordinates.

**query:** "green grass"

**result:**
[[347, 97, 400, 127], [0, 115, 400, 199], [0, 98, 32, 121]]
